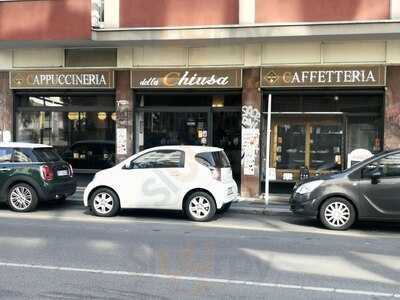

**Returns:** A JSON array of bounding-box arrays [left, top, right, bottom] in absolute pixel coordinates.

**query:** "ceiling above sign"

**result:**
[[10, 70, 115, 89], [261, 65, 386, 88], [131, 69, 242, 89]]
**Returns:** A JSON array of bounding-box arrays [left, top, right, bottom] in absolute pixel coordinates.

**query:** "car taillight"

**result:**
[[210, 167, 222, 181], [40, 165, 54, 181], [68, 164, 74, 177]]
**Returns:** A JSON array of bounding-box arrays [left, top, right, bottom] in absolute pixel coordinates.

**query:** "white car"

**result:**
[[83, 146, 238, 221]]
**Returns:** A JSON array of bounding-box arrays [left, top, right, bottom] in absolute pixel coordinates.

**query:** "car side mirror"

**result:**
[[123, 161, 132, 169], [370, 169, 383, 184]]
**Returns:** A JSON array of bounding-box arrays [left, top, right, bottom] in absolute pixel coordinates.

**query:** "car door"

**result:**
[[119, 149, 185, 209], [0, 147, 14, 194], [358, 152, 400, 218]]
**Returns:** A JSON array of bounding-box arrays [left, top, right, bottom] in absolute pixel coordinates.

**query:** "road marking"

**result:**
[[0, 261, 398, 298]]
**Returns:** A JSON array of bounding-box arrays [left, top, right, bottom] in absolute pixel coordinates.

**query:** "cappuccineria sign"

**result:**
[[261, 65, 386, 88], [10, 70, 115, 89]]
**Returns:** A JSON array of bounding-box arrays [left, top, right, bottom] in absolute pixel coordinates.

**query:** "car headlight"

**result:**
[[296, 180, 324, 195]]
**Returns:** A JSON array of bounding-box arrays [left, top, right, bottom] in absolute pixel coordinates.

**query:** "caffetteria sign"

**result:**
[[10, 70, 114, 89], [131, 69, 242, 89], [261, 65, 385, 88]]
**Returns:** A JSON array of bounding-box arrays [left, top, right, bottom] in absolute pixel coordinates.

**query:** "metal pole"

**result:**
[[265, 93, 272, 206]]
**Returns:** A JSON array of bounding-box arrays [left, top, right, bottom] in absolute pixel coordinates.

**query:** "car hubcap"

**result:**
[[93, 192, 114, 214], [324, 202, 350, 227], [189, 196, 211, 218], [10, 186, 32, 210]]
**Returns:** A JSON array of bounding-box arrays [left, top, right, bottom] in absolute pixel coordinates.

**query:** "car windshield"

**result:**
[[33, 148, 62, 162], [195, 151, 231, 168]]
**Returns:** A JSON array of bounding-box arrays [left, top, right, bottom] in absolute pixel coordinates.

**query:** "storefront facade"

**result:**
[[1, 53, 400, 199], [260, 65, 386, 187]]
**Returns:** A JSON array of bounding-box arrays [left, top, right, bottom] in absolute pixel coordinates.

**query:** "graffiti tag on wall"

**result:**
[[241, 105, 261, 176]]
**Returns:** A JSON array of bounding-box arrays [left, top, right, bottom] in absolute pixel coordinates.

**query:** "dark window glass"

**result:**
[[378, 154, 400, 177], [195, 151, 231, 168], [0, 148, 13, 163], [13, 149, 33, 163], [363, 153, 400, 178], [138, 94, 240, 107], [275, 124, 306, 169], [17, 95, 115, 108], [131, 150, 184, 169], [33, 148, 62, 162]]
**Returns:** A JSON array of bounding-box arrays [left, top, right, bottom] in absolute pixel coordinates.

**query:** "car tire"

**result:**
[[219, 202, 232, 213], [319, 197, 356, 230], [8, 183, 38, 212], [185, 191, 216, 222], [90, 188, 120, 217]]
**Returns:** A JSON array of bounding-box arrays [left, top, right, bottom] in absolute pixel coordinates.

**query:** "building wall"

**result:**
[[0, 0, 91, 40], [255, 0, 389, 23], [120, 0, 239, 27]]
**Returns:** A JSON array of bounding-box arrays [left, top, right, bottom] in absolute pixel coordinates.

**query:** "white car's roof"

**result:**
[[147, 145, 224, 154], [0, 142, 52, 149]]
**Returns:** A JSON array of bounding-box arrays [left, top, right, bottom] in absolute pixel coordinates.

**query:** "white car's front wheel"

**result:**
[[90, 188, 120, 217], [185, 191, 216, 222]]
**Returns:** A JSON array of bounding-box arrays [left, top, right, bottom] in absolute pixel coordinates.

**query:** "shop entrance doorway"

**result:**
[[135, 92, 241, 184]]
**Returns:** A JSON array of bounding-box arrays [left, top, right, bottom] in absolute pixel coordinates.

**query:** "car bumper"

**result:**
[[41, 178, 77, 201], [214, 180, 239, 208], [289, 192, 318, 217]]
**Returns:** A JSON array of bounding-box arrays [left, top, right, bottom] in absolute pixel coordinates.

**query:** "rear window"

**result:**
[[195, 151, 231, 168], [33, 148, 62, 162]]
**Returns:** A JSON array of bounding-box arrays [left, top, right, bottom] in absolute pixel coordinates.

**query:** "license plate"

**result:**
[[227, 187, 233, 195], [57, 170, 69, 177]]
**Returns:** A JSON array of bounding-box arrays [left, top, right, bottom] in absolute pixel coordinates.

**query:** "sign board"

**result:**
[[10, 70, 115, 89], [131, 69, 242, 89], [261, 65, 386, 88]]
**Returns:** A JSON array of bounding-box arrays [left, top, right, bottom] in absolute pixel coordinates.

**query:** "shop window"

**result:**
[[65, 49, 117, 67], [15, 94, 116, 171]]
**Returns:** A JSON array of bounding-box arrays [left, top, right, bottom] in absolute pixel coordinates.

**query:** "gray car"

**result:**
[[290, 149, 400, 230]]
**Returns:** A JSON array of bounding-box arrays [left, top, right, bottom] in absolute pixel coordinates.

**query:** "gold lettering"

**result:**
[[162, 72, 180, 87]]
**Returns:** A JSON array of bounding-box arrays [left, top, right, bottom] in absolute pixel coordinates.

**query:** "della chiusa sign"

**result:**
[[131, 69, 242, 89], [10, 70, 115, 89], [261, 65, 386, 88]]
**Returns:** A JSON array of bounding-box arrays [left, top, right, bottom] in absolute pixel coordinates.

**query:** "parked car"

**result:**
[[290, 149, 400, 230], [61, 140, 115, 171], [84, 146, 238, 221], [0, 143, 76, 212]]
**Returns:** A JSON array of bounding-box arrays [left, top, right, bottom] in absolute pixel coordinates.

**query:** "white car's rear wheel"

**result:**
[[185, 191, 216, 222], [90, 188, 120, 217]]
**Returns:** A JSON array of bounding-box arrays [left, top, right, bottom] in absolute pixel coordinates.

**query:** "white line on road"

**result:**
[[0, 261, 398, 298]]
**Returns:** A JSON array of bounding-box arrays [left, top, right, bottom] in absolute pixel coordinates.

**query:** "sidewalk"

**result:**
[[67, 187, 292, 216]]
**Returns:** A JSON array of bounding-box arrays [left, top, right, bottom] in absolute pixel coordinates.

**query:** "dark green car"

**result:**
[[0, 143, 77, 212]]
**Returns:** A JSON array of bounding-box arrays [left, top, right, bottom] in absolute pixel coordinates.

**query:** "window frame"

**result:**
[[362, 152, 400, 179]]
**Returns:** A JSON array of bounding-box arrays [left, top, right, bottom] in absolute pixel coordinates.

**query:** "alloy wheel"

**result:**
[[10, 186, 33, 211], [324, 202, 351, 228], [93, 192, 114, 215], [189, 196, 211, 219]]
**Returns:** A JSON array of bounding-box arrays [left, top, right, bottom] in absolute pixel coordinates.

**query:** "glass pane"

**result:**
[[133, 150, 184, 169], [276, 124, 305, 169], [0, 148, 13, 163], [139, 94, 240, 107], [348, 116, 382, 154], [17, 95, 115, 108], [16, 111, 116, 170], [13, 149, 33, 163], [213, 111, 241, 182], [141, 112, 208, 149], [379, 154, 400, 177], [310, 125, 343, 171]]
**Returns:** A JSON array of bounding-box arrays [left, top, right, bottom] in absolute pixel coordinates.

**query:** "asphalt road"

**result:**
[[0, 201, 399, 300]]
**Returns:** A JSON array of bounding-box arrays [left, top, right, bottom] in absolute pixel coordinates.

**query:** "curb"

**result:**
[[65, 198, 292, 216]]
